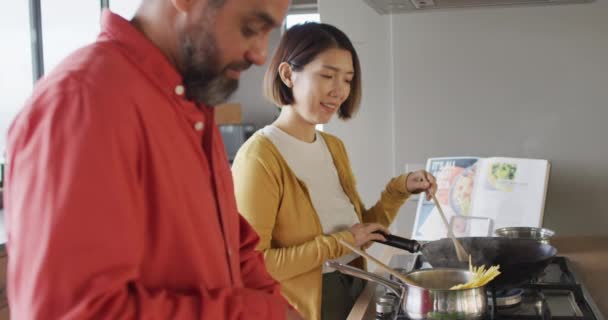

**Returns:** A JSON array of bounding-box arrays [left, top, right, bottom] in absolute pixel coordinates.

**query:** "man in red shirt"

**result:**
[[4, 0, 303, 319]]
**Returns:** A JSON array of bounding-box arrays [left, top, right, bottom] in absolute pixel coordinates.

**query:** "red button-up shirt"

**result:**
[[4, 11, 288, 319]]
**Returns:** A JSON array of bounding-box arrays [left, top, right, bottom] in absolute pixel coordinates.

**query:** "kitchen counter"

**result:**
[[550, 236, 608, 315], [347, 236, 608, 320]]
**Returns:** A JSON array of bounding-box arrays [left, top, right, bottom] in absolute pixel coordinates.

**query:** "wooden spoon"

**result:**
[[429, 192, 469, 262], [338, 239, 421, 287]]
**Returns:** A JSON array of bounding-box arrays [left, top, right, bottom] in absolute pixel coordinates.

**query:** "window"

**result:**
[[110, 0, 140, 20], [0, 2, 33, 156], [41, 0, 101, 74], [285, 13, 320, 30]]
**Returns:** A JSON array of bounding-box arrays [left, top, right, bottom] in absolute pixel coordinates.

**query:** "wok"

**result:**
[[374, 234, 557, 289]]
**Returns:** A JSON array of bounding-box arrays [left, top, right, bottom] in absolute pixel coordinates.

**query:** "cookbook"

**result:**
[[412, 156, 550, 241]]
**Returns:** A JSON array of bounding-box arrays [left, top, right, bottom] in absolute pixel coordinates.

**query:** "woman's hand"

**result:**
[[406, 170, 438, 201], [348, 223, 389, 247]]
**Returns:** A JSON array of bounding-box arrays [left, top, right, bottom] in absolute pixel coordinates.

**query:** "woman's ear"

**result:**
[[278, 62, 293, 88]]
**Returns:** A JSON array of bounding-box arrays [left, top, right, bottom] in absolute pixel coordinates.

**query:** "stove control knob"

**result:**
[[375, 301, 394, 320]]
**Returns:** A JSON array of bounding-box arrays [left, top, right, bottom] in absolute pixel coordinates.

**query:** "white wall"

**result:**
[[321, 0, 608, 236], [392, 1, 608, 236]]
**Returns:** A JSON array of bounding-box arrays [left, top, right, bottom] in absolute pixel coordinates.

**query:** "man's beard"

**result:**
[[180, 28, 249, 106]]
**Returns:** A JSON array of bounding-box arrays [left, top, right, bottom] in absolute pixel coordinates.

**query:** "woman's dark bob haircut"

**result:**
[[263, 22, 362, 120]]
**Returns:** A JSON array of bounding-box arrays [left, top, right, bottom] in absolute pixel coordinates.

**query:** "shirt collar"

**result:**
[[98, 10, 183, 97]]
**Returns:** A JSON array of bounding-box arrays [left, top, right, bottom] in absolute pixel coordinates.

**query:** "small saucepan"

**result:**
[[326, 261, 487, 320]]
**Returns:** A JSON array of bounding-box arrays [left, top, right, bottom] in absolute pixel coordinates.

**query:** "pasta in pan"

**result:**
[[450, 255, 501, 290]]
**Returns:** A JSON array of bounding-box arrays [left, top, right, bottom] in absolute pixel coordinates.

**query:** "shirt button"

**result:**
[[175, 85, 185, 96], [194, 121, 204, 131], [227, 248, 233, 257]]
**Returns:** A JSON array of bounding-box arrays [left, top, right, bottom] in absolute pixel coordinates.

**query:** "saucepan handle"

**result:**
[[325, 261, 402, 296], [372, 231, 422, 253]]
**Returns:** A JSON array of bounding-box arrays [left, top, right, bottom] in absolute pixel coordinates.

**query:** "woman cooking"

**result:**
[[231, 22, 437, 320]]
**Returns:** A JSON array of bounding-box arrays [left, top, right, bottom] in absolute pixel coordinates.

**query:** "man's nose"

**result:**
[[245, 34, 269, 66]]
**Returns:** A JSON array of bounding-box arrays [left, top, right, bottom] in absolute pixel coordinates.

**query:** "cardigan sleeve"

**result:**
[[232, 151, 355, 282]]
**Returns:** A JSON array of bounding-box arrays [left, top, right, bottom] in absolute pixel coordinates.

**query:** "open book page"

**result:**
[[469, 157, 550, 229], [412, 157, 481, 241]]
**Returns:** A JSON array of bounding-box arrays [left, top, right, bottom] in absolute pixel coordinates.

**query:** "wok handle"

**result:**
[[373, 231, 421, 253]]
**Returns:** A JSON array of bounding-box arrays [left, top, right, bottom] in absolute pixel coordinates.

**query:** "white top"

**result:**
[[262, 125, 360, 273]]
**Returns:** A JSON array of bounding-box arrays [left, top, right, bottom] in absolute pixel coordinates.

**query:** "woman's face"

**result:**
[[289, 48, 354, 125]]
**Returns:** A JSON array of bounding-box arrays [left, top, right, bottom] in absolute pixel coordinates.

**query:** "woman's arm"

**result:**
[[232, 153, 355, 281]]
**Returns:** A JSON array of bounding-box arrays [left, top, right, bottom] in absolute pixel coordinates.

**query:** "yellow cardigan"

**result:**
[[232, 131, 411, 320]]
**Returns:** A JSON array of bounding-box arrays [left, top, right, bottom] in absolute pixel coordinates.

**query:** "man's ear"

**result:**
[[171, 0, 191, 13], [278, 62, 294, 88]]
